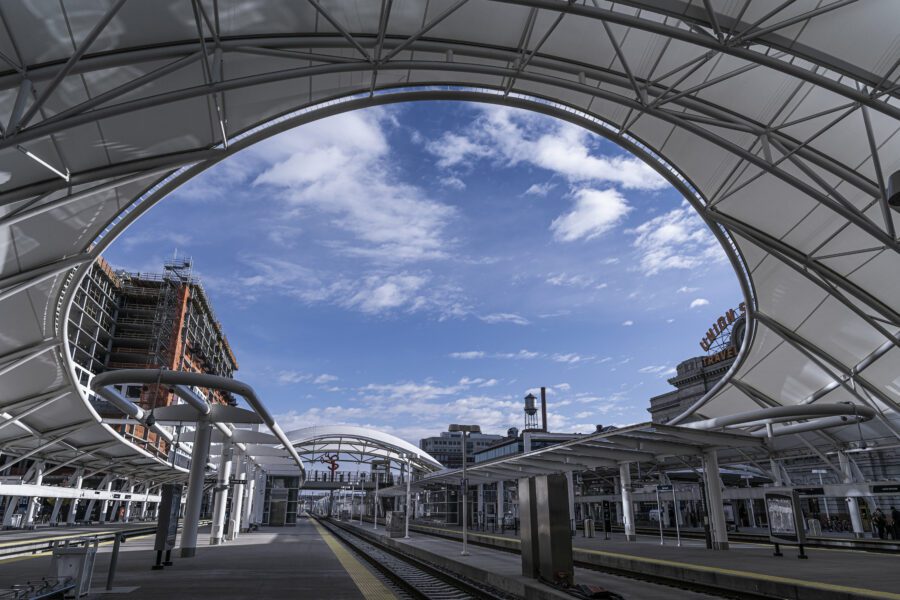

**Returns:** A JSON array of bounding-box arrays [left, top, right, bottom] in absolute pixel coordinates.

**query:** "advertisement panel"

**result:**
[[764, 489, 808, 557]]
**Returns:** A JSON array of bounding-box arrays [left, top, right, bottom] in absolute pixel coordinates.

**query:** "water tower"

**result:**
[[524, 393, 539, 430], [523, 387, 548, 431]]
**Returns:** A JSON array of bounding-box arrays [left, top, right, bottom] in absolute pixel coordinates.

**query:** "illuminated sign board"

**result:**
[[699, 302, 746, 352]]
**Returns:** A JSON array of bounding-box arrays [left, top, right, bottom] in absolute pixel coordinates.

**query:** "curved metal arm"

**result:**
[[683, 403, 876, 432], [90, 369, 305, 473]]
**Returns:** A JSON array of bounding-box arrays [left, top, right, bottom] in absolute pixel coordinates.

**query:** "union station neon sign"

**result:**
[[699, 302, 747, 352]]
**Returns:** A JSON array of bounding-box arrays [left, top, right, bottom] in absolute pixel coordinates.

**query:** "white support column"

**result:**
[[566, 471, 575, 527], [242, 467, 256, 531], [139, 483, 150, 520], [2, 496, 19, 527], [769, 457, 783, 486], [404, 457, 412, 539], [123, 480, 135, 522], [838, 451, 865, 538], [619, 463, 636, 541], [702, 449, 729, 550], [229, 453, 246, 540], [250, 470, 264, 524], [476, 483, 484, 529], [24, 462, 45, 526], [49, 498, 63, 524], [496, 480, 504, 526], [66, 469, 84, 525], [98, 478, 114, 523], [210, 442, 233, 545], [181, 419, 213, 558]]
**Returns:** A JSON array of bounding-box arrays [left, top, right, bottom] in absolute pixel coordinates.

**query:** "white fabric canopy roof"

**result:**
[[254, 425, 443, 473], [0, 0, 898, 478]]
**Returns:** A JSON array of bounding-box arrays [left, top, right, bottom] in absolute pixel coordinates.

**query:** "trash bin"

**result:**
[[9, 514, 22, 529], [583, 518, 595, 538], [52, 539, 98, 598], [388, 512, 405, 538]]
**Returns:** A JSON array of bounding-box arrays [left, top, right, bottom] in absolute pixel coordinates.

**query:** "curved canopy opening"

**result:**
[[0, 1, 898, 480]]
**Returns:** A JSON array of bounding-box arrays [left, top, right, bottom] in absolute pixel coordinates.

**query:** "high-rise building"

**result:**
[[419, 428, 503, 469], [67, 256, 238, 458]]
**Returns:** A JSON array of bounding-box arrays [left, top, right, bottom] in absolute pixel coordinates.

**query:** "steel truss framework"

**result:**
[[0, 0, 898, 487]]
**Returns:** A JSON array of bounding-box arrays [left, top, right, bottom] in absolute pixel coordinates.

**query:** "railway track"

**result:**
[[317, 517, 516, 600]]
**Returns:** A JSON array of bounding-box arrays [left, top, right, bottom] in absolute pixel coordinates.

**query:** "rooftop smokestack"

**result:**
[[540, 386, 547, 432]]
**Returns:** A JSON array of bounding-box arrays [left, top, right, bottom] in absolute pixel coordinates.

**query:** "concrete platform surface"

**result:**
[[404, 520, 900, 599], [0, 521, 380, 599]]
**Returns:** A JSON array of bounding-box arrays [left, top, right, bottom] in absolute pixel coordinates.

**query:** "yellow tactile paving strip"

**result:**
[[416, 524, 900, 600], [311, 520, 396, 600]]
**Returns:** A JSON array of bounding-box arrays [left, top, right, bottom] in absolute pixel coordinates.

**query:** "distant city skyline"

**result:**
[[102, 101, 742, 444]]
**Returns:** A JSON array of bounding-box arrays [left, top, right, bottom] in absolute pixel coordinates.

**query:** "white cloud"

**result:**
[[449, 351, 486, 359], [524, 181, 556, 196], [622, 320, 634, 326], [314, 374, 339, 385], [276, 370, 310, 384], [677, 286, 699, 293], [545, 272, 597, 288], [439, 175, 466, 190], [458, 377, 498, 388], [555, 383, 571, 391], [425, 132, 492, 168], [426, 106, 667, 191], [629, 203, 725, 275], [345, 274, 427, 314], [216, 256, 470, 319], [638, 365, 669, 374], [550, 188, 632, 242], [690, 298, 710, 309], [120, 231, 193, 249], [449, 349, 541, 360], [254, 109, 456, 263], [480, 313, 530, 326], [552, 353, 594, 364], [496, 349, 541, 359]]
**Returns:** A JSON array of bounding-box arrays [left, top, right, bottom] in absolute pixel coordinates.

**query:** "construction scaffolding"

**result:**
[[67, 256, 240, 457]]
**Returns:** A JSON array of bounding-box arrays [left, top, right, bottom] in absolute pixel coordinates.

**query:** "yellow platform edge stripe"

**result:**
[[416, 524, 900, 600], [311, 520, 396, 600]]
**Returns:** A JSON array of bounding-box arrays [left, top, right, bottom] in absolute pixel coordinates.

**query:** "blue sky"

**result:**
[[103, 101, 741, 443]]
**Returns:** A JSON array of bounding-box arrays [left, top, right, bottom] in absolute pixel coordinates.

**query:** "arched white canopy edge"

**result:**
[[281, 425, 443, 473], [0, 1, 898, 483]]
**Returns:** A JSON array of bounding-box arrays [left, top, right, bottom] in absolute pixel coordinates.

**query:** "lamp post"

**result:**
[[449, 424, 481, 557]]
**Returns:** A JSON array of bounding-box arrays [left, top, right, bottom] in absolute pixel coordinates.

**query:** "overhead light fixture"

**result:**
[[888, 169, 899, 210], [17, 145, 69, 182]]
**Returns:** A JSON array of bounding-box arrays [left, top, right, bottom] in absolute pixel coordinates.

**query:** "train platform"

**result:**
[[397, 520, 900, 600], [0, 520, 390, 599]]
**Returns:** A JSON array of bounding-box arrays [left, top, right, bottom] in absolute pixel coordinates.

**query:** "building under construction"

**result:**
[[67, 256, 238, 458]]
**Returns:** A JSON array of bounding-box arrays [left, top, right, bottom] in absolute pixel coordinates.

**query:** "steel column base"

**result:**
[[712, 541, 730, 550], [180, 547, 196, 558], [625, 534, 637, 542]]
